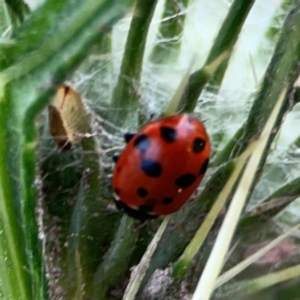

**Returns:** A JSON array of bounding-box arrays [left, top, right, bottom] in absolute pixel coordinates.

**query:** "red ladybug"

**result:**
[[112, 114, 210, 220]]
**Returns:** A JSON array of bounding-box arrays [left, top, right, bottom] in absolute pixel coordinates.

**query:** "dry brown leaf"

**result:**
[[48, 85, 91, 150]]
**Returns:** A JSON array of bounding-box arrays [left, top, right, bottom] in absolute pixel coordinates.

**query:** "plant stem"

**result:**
[[93, 215, 139, 299], [180, 0, 255, 112], [0, 88, 32, 299], [111, 0, 158, 126], [150, 0, 189, 64], [235, 5, 300, 157]]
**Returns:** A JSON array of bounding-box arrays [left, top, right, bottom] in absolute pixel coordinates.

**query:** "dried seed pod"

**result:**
[[48, 85, 91, 150]]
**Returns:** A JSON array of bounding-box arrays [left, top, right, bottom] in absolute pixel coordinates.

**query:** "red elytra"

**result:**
[[112, 114, 210, 220]]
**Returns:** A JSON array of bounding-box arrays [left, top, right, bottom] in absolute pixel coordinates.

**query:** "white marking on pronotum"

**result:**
[[128, 205, 139, 210], [147, 211, 158, 216], [113, 192, 120, 201]]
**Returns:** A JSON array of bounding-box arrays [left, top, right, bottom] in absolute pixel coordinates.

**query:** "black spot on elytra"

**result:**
[[141, 160, 162, 177], [193, 138, 206, 153], [114, 188, 120, 195], [160, 126, 177, 143], [137, 187, 148, 197], [124, 133, 135, 143], [161, 197, 173, 205], [199, 158, 209, 175], [175, 174, 196, 188], [139, 204, 153, 212], [113, 154, 119, 162], [134, 134, 151, 154]]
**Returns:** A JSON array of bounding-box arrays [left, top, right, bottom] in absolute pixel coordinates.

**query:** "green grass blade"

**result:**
[[180, 51, 229, 112], [215, 222, 300, 290], [244, 264, 300, 295], [0, 0, 135, 298], [212, 124, 245, 167], [123, 215, 171, 300], [150, 0, 189, 64], [93, 215, 139, 298], [235, 4, 300, 157], [161, 57, 195, 116], [66, 135, 121, 297], [4, 0, 30, 23], [0, 88, 32, 299], [172, 144, 255, 278], [216, 264, 300, 297], [180, 0, 255, 111], [205, 0, 255, 87], [0, 0, 12, 36], [240, 175, 300, 229], [192, 85, 288, 300], [111, 0, 158, 126]]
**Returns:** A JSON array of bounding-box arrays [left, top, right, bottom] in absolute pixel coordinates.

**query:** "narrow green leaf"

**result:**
[[235, 4, 300, 157], [173, 144, 254, 278], [240, 175, 300, 228], [123, 215, 171, 300], [192, 85, 288, 300], [180, 0, 255, 111], [215, 222, 300, 290], [0, 87, 32, 299], [180, 51, 229, 112], [66, 135, 120, 297], [0, 0, 11, 36], [216, 264, 300, 297], [111, 0, 158, 126], [93, 215, 139, 298], [150, 0, 189, 64], [0, 0, 135, 299], [161, 56, 195, 116], [5, 0, 30, 23], [212, 124, 245, 167], [245, 264, 300, 294]]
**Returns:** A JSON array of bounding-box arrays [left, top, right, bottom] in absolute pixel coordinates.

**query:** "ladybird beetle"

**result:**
[[112, 114, 210, 220]]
